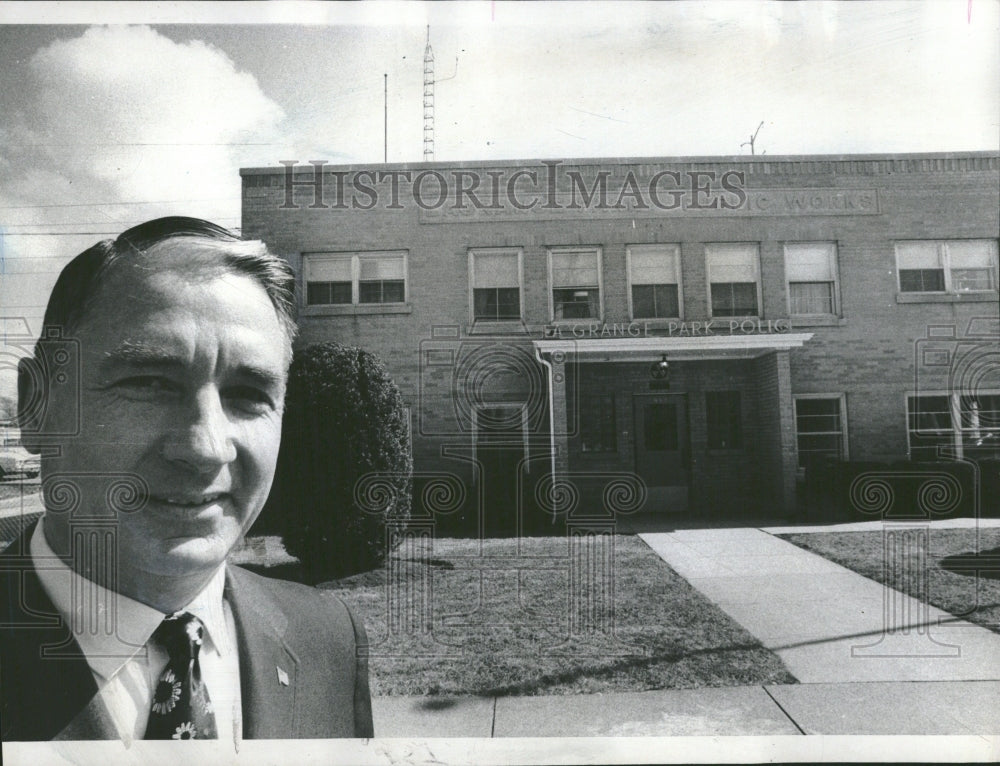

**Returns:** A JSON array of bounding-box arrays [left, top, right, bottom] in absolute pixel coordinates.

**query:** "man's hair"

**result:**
[[39, 216, 297, 344]]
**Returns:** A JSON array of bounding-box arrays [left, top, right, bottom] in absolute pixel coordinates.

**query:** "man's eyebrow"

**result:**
[[102, 341, 285, 388], [234, 364, 286, 390], [101, 341, 183, 367]]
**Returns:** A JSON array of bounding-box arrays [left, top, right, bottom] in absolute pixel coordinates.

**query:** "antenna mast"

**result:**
[[423, 26, 434, 160], [422, 26, 458, 161], [741, 121, 765, 155]]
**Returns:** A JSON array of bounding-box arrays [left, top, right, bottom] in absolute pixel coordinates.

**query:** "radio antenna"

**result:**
[[741, 121, 765, 155], [423, 25, 458, 161]]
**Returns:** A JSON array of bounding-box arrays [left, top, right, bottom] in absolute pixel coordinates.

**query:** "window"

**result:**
[[960, 394, 1000, 456], [705, 391, 742, 449], [550, 248, 602, 321], [304, 255, 352, 305], [908, 393, 1000, 460], [908, 395, 957, 460], [579, 394, 617, 452], [786, 242, 839, 316], [795, 396, 847, 468], [304, 251, 406, 306], [470, 249, 521, 321], [359, 253, 406, 303], [628, 244, 681, 319], [896, 240, 998, 294], [706, 244, 760, 317]]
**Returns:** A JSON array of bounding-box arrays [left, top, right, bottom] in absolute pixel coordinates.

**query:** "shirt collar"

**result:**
[[30, 519, 230, 683], [181, 563, 232, 659]]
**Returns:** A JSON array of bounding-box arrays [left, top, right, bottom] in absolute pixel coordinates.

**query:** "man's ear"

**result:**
[[17, 356, 45, 454]]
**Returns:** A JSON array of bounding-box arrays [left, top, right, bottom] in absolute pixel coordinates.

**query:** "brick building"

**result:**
[[241, 152, 999, 523]]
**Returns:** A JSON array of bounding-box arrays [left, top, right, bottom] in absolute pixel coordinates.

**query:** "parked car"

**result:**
[[968, 432, 1000, 461], [0, 447, 40, 480]]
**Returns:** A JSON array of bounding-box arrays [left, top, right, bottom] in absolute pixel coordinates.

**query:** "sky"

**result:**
[[0, 0, 998, 397]]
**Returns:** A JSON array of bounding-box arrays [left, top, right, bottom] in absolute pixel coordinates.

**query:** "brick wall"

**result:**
[[752, 350, 797, 512], [242, 153, 1000, 516]]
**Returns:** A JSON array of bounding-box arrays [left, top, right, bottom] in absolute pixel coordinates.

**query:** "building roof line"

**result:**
[[241, 151, 1000, 176]]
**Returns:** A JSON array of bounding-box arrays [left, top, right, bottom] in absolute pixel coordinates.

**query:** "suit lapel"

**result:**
[[53, 689, 118, 741], [1, 523, 116, 741], [224, 566, 299, 739]]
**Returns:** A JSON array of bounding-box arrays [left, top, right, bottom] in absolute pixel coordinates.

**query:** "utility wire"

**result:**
[[2, 231, 241, 236], [3, 228, 243, 237], [1, 232, 123, 236], [0, 197, 240, 211], [2, 217, 239, 229], [8, 142, 277, 148]]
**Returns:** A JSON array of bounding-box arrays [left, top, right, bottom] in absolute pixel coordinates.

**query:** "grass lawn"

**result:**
[[0, 482, 42, 503], [779, 528, 1000, 634], [320, 535, 796, 697]]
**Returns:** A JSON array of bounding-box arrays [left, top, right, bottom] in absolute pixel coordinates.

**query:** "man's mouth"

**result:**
[[152, 492, 230, 509]]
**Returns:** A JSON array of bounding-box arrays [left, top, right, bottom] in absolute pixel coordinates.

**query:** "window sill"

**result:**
[[896, 292, 998, 304], [548, 318, 605, 326], [707, 316, 761, 323], [789, 315, 846, 327], [300, 303, 413, 316], [467, 320, 530, 335]]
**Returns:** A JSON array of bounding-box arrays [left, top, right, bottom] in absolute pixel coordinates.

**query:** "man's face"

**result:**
[[40, 252, 289, 588]]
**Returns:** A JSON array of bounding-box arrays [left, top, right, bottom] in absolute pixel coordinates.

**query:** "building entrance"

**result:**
[[632, 394, 690, 511], [473, 404, 528, 536]]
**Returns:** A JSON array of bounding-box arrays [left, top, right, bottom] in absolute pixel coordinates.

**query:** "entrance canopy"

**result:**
[[532, 332, 815, 512], [533, 333, 814, 362]]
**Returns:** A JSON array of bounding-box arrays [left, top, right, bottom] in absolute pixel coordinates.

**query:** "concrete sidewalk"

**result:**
[[639, 525, 1000, 683], [372, 680, 1000, 736]]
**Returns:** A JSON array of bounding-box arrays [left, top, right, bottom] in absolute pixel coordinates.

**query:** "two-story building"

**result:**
[[241, 152, 999, 523]]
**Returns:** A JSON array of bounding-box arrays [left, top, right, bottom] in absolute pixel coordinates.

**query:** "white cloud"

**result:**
[[19, 24, 286, 216], [0, 24, 292, 395]]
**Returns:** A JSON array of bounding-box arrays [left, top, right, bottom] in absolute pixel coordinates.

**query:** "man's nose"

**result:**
[[160, 390, 237, 472]]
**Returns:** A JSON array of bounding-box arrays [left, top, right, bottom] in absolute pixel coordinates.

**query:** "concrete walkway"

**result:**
[[372, 680, 1000, 736], [638, 525, 1000, 683]]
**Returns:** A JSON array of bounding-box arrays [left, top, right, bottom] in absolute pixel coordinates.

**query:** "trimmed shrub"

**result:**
[[259, 342, 412, 583], [803, 458, 983, 521]]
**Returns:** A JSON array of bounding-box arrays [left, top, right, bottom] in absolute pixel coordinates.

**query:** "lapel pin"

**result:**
[[276, 666, 290, 686]]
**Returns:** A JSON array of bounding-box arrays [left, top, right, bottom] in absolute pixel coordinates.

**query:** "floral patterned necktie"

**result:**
[[144, 612, 219, 740]]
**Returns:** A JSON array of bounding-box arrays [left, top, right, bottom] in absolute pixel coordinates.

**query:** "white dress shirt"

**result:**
[[30, 521, 243, 743]]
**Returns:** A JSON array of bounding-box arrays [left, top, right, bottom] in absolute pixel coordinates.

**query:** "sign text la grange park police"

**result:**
[[543, 318, 793, 339]]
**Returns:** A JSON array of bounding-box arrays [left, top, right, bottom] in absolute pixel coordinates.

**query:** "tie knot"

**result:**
[[153, 612, 206, 660]]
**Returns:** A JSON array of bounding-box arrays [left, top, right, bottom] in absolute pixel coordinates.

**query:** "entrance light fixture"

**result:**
[[650, 353, 670, 381]]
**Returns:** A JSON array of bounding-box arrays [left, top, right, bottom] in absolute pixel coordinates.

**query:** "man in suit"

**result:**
[[0, 217, 374, 741]]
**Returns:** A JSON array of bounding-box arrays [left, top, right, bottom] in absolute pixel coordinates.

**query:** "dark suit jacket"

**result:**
[[0, 523, 374, 741]]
